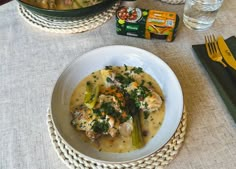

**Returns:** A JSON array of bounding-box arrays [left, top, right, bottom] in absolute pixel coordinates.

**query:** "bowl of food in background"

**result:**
[[50, 45, 184, 163], [17, 0, 117, 17]]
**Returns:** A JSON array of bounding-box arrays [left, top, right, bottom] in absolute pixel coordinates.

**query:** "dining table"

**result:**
[[1, 0, 236, 169]]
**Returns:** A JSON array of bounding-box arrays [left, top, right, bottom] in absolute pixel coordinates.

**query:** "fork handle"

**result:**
[[220, 61, 227, 67]]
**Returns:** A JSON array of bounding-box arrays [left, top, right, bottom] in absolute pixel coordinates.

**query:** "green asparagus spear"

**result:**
[[126, 96, 144, 148], [132, 111, 144, 148], [84, 82, 100, 109]]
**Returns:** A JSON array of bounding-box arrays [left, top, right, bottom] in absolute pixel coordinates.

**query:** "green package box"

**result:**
[[116, 6, 179, 42]]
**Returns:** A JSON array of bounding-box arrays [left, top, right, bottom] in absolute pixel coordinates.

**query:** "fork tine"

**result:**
[[205, 36, 211, 55], [206, 35, 213, 55], [209, 35, 215, 54], [211, 34, 217, 53], [212, 34, 217, 42], [212, 34, 220, 53]]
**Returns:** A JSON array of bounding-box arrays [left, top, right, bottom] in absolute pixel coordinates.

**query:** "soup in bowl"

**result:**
[[51, 45, 183, 163]]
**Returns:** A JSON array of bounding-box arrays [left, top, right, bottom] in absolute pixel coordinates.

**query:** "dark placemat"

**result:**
[[192, 36, 236, 122], [0, 0, 11, 5]]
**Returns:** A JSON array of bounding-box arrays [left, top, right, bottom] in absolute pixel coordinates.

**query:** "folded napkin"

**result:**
[[192, 36, 236, 122]]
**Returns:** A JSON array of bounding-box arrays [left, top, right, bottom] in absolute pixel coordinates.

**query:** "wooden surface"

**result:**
[[0, 0, 236, 169]]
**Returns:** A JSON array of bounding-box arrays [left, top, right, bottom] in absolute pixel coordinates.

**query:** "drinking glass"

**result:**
[[183, 0, 224, 30]]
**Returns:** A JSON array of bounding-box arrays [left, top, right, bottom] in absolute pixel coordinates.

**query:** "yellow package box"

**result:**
[[116, 6, 179, 42]]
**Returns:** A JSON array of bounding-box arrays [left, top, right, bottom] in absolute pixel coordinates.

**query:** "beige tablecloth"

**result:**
[[0, 0, 236, 169]]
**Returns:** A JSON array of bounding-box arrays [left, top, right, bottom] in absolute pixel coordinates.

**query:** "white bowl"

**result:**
[[51, 45, 183, 163]]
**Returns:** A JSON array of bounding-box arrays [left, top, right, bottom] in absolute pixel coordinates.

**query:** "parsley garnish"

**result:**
[[115, 73, 134, 87], [131, 67, 143, 74], [106, 77, 113, 83], [92, 120, 109, 133], [105, 66, 112, 70], [144, 111, 150, 119], [124, 64, 128, 71]]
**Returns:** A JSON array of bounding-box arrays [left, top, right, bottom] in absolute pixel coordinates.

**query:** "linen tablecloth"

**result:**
[[0, 0, 236, 168]]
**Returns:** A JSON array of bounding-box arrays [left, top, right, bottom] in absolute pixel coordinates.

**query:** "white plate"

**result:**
[[51, 45, 183, 163]]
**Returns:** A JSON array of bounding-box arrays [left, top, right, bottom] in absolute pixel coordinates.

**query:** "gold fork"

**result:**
[[205, 35, 227, 67]]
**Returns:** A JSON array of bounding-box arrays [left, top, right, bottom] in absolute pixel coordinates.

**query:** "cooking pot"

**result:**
[[17, 0, 118, 17]]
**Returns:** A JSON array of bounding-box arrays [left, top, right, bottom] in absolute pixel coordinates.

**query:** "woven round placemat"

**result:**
[[160, 0, 185, 4], [47, 108, 187, 169], [18, 2, 120, 34]]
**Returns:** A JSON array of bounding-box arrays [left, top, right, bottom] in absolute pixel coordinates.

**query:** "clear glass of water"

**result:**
[[183, 0, 224, 30]]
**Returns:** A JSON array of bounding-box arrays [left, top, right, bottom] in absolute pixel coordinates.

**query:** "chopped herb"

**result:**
[[124, 64, 128, 71], [93, 102, 120, 119], [138, 85, 151, 98], [144, 102, 148, 109], [144, 111, 150, 119], [89, 94, 95, 101], [120, 114, 131, 123], [103, 103, 119, 118], [86, 81, 91, 86], [131, 67, 143, 74], [93, 109, 102, 116], [106, 77, 113, 83], [92, 120, 109, 133], [110, 85, 116, 89], [129, 85, 151, 108], [105, 66, 112, 70], [124, 72, 129, 76], [140, 80, 145, 86], [148, 81, 152, 86], [115, 73, 134, 87]]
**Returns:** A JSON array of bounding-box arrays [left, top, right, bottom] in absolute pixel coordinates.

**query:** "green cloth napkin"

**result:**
[[192, 36, 236, 122]]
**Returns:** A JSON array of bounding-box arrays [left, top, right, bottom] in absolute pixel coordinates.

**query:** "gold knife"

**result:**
[[217, 36, 236, 70]]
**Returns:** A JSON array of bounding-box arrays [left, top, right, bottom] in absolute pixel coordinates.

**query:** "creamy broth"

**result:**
[[70, 66, 165, 153]]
